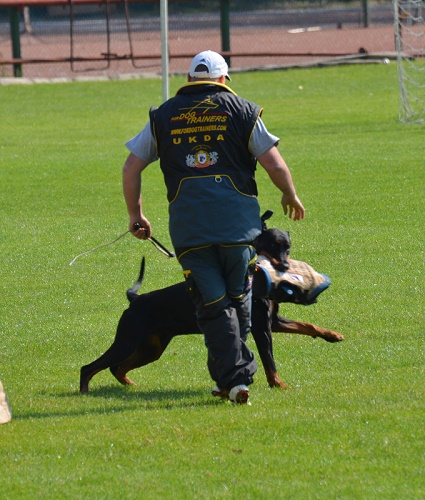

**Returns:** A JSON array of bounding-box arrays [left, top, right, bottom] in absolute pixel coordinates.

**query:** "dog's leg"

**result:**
[[109, 362, 138, 386], [271, 302, 344, 342], [109, 350, 151, 386], [80, 360, 112, 394], [251, 298, 289, 389], [80, 340, 142, 393], [80, 365, 102, 394], [109, 333, 172, 386], [80, 338, 133, 393], [80, 307, 151, 393], [79, 340, 134, 393]]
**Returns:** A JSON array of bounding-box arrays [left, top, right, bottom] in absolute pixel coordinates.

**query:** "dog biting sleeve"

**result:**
[[252, 256, 331, 305]]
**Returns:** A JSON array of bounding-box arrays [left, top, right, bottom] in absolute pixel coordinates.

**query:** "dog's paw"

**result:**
[[265, 370, 289, 389], [321, 331, 344, 342], [121, 377, 137, 386]]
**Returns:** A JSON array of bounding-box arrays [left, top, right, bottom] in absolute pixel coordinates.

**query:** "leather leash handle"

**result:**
[[133, 223, 175, 258]]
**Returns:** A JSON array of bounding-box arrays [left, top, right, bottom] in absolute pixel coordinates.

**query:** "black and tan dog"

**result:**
[[80, 226, 343, 394]]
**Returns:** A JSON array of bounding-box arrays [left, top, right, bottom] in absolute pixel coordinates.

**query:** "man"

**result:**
[[123, 50, 305, 405]]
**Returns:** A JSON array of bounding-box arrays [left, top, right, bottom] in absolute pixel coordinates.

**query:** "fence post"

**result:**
[[9, 7, 22, 77], [160, 0, 169, 102], [362, 0, 369, 27], [220, 0, 230, 67]]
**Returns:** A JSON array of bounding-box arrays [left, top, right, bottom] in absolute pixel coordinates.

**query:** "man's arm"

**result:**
[[258, 146, 305, 221], [122, 152, 152, 239]]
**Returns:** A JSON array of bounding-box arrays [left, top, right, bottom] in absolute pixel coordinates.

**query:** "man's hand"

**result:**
[[130, 216, 152, 240], [281, 193, 305, 221]]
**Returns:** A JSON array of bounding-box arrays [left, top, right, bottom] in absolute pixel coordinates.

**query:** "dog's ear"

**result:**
[[260, 210, 274, 231]]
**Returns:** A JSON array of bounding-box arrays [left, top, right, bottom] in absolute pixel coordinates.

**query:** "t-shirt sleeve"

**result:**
[[248, 117, 280, 158], [125, 121, 159, 163]]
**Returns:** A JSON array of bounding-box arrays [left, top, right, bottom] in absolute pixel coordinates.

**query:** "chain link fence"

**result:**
[[0, 0, 396, 79]]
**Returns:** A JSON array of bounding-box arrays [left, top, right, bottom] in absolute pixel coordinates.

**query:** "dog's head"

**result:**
[[255, 228, 291, 273]]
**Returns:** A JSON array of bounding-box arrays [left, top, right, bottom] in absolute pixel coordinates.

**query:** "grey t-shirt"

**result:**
[[125, 117, 279, 163]]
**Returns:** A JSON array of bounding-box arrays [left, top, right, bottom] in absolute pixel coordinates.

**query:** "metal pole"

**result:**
[[160, 0, 169, 102], [9, 7, 22, 77], [362, 0, 369, 28], [220, 0, 231, 67]]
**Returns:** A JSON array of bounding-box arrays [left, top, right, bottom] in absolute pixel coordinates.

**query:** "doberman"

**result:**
[[80, 225, 343, 394]]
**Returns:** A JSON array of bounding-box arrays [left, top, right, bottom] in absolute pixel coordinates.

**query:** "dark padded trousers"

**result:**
[[178, 244, 257, 391]]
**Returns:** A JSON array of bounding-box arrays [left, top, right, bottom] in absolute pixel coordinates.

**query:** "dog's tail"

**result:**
[[126, 257, 145, 302]]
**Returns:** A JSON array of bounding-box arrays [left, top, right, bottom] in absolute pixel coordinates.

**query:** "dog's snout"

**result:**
[[276, 261, 290, 273]]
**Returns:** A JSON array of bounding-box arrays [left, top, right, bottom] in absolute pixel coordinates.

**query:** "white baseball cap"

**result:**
[[189, 50, 231, 81]]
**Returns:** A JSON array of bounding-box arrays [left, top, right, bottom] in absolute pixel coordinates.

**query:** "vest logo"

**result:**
[[171, 98, 226, 124], [186, 149, 219, 169], [173, 133, 225, 144]]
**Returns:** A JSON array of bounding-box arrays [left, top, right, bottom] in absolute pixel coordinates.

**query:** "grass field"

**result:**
[[1, 64, 424, 498]]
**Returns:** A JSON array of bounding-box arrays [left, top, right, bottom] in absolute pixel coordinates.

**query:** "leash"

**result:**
[[148, 235, 175, 258], [132, 223, 175, 258], [69, 225, 175, 266]]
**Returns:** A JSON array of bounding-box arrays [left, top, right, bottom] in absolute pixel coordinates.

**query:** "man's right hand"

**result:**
[[130, 216, 152, 240]]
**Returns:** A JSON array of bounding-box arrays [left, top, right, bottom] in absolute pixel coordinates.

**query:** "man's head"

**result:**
[[188, 50, 231, 83]]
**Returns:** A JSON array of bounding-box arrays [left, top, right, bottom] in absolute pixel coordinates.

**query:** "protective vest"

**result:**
[[150, 82, 263, 248]]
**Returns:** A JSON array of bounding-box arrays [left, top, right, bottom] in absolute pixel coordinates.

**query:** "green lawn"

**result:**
[[0, 64, 424, 498]]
